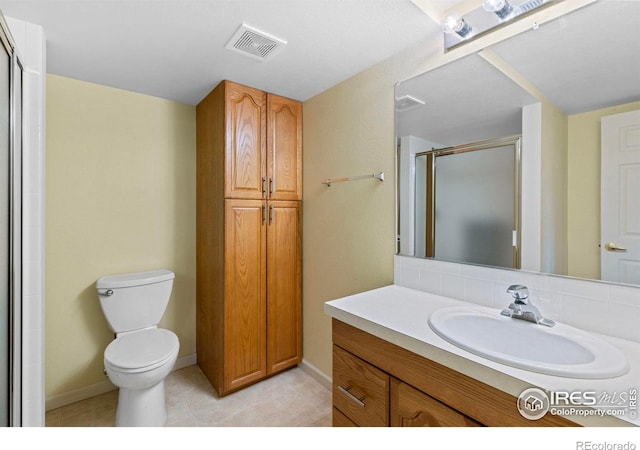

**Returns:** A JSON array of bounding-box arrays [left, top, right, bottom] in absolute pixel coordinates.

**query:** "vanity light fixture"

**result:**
[[441, 12, 473, 38], [442, 0, 557, 52], [482, 0, 516, 20]]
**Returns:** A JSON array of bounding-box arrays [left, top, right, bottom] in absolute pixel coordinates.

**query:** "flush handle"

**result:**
[[99, 289, 114, 296], [604, 242, 627, 252]]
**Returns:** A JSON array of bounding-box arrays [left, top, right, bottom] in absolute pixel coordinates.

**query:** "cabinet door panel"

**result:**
[[226, 82, 266, 199], [267, 94, 302, 200], [224, 199, 267, 391], [390, 378, 481, 427], [267, 201, 302, 373]]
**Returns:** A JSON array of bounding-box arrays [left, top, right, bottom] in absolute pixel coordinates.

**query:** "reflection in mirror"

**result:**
[[414, 136, 521, 270], [396, 0, 640, 287]]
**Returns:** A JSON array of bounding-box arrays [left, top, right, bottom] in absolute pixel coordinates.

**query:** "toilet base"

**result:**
[[115, 380, 167, 426]]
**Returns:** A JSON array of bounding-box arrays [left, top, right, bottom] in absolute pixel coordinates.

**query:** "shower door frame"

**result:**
[[9, 50, 22, 428], [0, 14, 23, 427]]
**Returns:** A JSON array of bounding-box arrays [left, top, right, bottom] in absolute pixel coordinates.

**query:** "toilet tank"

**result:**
[[96, 270, 175, 334]]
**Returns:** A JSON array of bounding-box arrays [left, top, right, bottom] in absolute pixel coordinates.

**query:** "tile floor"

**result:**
[[45, 365, 332, 427]]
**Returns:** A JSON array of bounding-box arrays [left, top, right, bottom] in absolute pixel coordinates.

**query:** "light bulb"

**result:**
[[441, 13, 472, 38], [482, 0, 514, 19]]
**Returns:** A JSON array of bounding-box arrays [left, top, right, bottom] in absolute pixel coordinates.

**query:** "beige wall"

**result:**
[[567, 101, 640, 280], [46, 75, 196, 399], [301, 41, 437, 376]]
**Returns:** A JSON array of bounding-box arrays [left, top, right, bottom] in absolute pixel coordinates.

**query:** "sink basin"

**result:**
[[428, 306, 629, 379]]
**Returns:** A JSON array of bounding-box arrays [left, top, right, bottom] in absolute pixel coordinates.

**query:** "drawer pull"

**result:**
[[338, 385, 365, 408]]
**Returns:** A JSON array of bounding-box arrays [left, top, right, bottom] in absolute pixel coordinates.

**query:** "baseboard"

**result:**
[[173, 352, 197, 371], [46, 379, 117, 412], [299, 358, 331, 391], [45, 353, 198, 411]]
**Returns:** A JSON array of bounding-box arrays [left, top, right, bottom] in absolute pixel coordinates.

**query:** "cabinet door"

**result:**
[[266, 201, 302, 373], [267, 94, 302, 200], [225, 81, 266, 199], [390, 378, 481, 427], [224, 199, 267, 392]]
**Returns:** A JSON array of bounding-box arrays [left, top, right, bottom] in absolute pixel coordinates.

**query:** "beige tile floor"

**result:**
[[45, 365, 332, 427]]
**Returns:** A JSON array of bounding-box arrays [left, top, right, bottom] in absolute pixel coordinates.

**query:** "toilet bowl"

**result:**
[[96, 270, 180, 427]]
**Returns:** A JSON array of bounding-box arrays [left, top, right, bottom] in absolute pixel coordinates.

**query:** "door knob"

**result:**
[[604, 242, 627, 252]]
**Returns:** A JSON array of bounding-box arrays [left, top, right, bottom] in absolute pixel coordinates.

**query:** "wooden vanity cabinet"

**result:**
[[332, 319, 578, 427], [196, 80, 302, 396]]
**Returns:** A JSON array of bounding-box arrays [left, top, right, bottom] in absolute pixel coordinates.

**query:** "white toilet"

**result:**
[[96, 269, 180, 427]]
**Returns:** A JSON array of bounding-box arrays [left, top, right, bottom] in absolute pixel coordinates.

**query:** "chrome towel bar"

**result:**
[[322, 171, 384, 187]]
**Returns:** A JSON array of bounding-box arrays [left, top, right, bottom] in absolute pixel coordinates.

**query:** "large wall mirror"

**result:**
[[396, 0, 640, 286]]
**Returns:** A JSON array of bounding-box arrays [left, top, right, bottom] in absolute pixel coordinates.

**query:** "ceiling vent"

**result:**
[[395, 95, 425, 112], [225, 23, 287, 62]]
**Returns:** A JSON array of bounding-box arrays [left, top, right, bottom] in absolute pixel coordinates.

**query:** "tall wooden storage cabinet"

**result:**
[[196, 80, 302, 396]]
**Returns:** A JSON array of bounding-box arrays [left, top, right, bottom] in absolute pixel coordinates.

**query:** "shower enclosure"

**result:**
[[0, 15, 23, 427], [413, 136, 521, 269]]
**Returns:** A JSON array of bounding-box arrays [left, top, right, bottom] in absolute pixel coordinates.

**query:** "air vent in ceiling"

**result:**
[[395, 95, 425, 112], [225, 23, 287, 62], [517, 0, 546, 14]]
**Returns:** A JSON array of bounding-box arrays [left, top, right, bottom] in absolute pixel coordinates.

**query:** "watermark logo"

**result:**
[[518, 387, 638, 420], [517, 387, 550, 420]]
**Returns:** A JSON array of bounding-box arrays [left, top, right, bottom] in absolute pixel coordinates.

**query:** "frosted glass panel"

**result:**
[[434, 145, 516, 267]]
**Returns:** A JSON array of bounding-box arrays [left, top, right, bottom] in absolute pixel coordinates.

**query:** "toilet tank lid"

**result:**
[[96, 270, 174, 289]]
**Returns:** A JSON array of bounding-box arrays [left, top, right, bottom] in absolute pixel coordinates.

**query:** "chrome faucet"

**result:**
[[500, 285, 555, 327]]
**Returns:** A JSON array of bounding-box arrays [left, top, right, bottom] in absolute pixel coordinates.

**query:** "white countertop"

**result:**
[[324, 284, 640, 427]]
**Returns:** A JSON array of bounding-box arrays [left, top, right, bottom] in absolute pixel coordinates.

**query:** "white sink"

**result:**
[[428, 306, 629, 379]]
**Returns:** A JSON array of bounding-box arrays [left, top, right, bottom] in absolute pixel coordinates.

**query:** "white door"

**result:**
[[601, 109, 640, 284]]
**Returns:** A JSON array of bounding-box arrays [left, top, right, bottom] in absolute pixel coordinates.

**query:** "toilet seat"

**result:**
[[105, 328, 179, 373]]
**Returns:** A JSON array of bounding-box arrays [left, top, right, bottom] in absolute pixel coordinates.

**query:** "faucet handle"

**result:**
[[507, 284, 529, 303]]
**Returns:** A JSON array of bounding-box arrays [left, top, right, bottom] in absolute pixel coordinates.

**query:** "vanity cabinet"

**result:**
[[196, 80, 302, 396], [333, 342, 476, 427], [332, 319, 578, 427]]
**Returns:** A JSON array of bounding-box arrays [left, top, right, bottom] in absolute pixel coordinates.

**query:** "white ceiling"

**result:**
[[0, 0, 445, 105], [397, 0, 640, 146], [397, 53, 538, 146], [491, 1, 640, 115]]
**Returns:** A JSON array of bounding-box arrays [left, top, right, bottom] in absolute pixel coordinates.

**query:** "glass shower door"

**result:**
[[434, 143, 518, 268]]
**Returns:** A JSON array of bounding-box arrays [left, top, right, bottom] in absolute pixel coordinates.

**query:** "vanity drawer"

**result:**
[[333, 345, 389, 426], [332, 407, 357, 427]]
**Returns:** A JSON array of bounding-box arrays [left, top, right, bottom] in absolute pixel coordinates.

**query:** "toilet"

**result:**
[[96, 269, 180, 427]]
